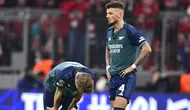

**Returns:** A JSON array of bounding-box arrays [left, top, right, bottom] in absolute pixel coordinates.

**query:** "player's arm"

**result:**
[[105, 46, 110, 68], [105, 28, 111, 80], [68, 90, 83, 110], [127, 25, 152, 67], [52, 76, 67, 110], [105, 29, 110, 69], [134, 43, 152, 66], [105, 46, 111, 80], [52, 87, 64, 110], [120, 26, 152, 77]]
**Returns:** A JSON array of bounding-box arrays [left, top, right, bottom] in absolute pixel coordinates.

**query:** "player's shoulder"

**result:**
[[124, 23, 138, 34], [80, 67, 93, 74], [55, 65, 77, 77], [80, 67, 94, 80], [55, 61, 84, 69]]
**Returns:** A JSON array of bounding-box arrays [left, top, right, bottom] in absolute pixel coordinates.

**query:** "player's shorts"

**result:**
[[109, 71, 136, 102], [43, 88, 78, 110]]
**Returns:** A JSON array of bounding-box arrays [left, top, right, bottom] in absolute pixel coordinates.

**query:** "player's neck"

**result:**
[[114, 20, 125, 32]]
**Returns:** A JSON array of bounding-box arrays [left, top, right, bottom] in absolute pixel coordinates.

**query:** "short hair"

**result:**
[[105, 0, 125, 10], [76, 72, 94, 94]]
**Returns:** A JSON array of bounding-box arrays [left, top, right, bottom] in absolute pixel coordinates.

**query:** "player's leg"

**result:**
[[113, 97, 128, 110], [43, 89, 54, 110], [109, 75, 117, 108], [113, 72, 136, 110], [109, 88, 116, 108]]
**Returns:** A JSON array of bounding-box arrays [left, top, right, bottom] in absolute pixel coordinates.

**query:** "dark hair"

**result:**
[[105, 0, 125, 10]]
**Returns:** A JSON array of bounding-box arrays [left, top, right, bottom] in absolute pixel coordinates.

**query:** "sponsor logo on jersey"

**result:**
[[109, 44, 123, 49], [108, 44, 123, 53]]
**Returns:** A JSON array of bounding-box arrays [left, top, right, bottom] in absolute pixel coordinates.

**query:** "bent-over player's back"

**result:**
[[53, 61, 86, 71], [44, 61, 93, 94]]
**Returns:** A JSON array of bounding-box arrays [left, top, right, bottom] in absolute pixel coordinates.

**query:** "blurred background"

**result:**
[[0, 0, 190, 110]]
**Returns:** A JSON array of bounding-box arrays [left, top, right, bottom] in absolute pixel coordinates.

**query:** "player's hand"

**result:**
[[119, 66, 134, 78], [48, 107, 57, 110]]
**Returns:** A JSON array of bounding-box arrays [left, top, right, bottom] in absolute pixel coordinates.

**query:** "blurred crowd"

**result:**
[[0, 0, 190, 70], [0, 0, 189, 93]]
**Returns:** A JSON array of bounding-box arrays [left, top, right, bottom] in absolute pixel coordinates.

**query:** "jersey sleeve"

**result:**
[[105, 29, 109, 46], [55, 66, 76, 88], [80, 67, 95, 80], [127, 24, 147, 48], [105, 26, 113, 46]]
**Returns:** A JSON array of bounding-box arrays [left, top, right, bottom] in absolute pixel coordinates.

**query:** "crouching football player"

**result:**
[[43, 61, 94, 110]]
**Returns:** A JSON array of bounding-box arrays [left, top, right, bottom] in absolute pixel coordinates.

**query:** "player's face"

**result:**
[[106, 8, 120, 25]]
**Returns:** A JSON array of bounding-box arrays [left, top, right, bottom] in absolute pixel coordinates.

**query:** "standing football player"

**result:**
[[105, 1, 152, 110]]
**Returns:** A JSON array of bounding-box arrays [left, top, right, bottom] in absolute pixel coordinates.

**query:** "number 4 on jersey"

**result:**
[[118, 84, 125, 96]]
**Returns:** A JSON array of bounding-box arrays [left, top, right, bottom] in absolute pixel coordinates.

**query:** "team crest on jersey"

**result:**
[[118, 36, 125, 40], [59, 79, 64, 83]]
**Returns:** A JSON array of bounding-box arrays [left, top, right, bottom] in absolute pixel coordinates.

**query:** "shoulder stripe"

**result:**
[[127, 24, 137, 34]]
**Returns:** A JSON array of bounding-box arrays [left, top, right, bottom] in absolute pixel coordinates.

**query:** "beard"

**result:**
[[109, 20, 118, 26]]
